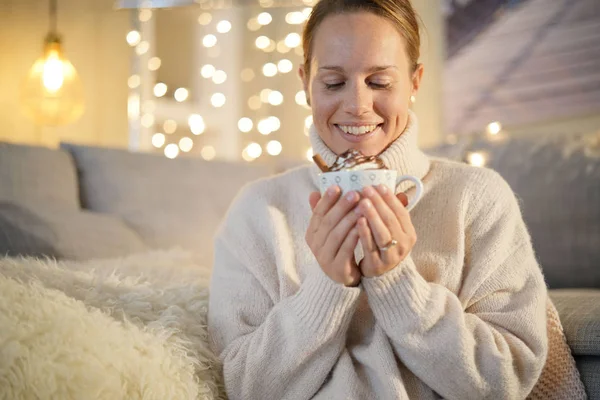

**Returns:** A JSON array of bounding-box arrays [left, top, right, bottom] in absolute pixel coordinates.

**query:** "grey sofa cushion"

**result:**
[[61, 143, 272, 268], [550, 289, 600, 357], [0, 202, 148, 260], [575, 356, 600, 400], [468, 131, 600, 289], [0, 142, 79, 211]]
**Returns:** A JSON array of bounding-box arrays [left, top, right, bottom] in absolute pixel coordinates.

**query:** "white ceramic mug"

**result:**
[[319, 169, 424, 211]]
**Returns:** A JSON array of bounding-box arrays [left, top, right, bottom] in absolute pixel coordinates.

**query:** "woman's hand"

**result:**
[[306, 186, 362, 286], [356, 185, 416, 278]]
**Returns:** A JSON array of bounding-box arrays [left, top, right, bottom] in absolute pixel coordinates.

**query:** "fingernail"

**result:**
[[378, 184, 388, 194], [362, 199, 372, 209], [345, 191, 356, 202], [363, 186, 375, 197], [327, 186, 339, 197]]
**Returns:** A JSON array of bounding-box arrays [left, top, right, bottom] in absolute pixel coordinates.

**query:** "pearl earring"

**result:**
[[410, 95, 416, 104]]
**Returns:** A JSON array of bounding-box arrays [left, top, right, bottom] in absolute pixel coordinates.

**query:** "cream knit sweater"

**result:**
[[209, 112, 551, 400]]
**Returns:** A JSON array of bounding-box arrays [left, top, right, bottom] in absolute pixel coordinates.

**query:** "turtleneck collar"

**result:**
[[308, 109, 430, 192]]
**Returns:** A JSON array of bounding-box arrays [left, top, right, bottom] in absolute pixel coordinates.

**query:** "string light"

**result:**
[[163, 119, 177, 134], [164, 143, 179, 159], [255, 36, 270, 49], [246, 142, 263, 159], [267, 140, 282, 156], [174, 88, 189, 102], [247, 18, 261, 31], [201, 64, 216, 78], [198, 13, 212, 25], [203, 34, 217, 48], [141, 113, 155, 128], [212, 70, 227, 84], [248, 96, 262, 110], [262, 63, 277, 77], [128, 75, 140, 89], [152, 133, 165, 148], [487, 121, 502, 135], [135, 41, 149, 55], [467, 152, 487, 167], [188, 114, 205, 135], [179, 137, 194, 152], [277, 59, 293, 73], [285, 12, 306, 25], [148, 57, 161, 71], [257, 12, 272, 25], [138, 9, 152, 22], [260, 88, 272, 103], [284, 33, 301, 48], [126, 31, 141, 46], [238, 117, 253, 132], [153, 83, 167, 97], [295, 90, 307, 106], [268, 90, 283, 106], [216, 20, 232, 33], [240, 68, 255, 82], [211, 93, 226, 108], [201, 146, 216, 160], [276, 41, 290, 53]]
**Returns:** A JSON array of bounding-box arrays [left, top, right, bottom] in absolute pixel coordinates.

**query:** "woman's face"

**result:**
[[300, 11, 423, 156]]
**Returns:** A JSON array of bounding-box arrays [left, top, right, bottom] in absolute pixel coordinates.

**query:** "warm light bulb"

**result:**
[[216, 20, 232, 33], [277, 59, 293, 73], [179, 137, 194, 152], [201, 145, 216, 160], [257, 12, 272, 25], [467, 152, 487, 167], [268, 90, 283, 105], [238, 117, 253, 132], [284, 33, 301, 48], [20, 35, 84, 126], [267, 140, 282, 156]]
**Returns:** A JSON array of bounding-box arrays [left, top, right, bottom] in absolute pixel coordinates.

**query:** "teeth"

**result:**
[[338, 124, 378, 135]]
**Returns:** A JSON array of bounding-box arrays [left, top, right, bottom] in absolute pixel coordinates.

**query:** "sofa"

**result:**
[[0, 128, 599, 398]]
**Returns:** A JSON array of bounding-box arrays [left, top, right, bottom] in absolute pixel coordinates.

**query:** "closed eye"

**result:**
[[369, 82, 391, 90], [324, 82, 344, 90]]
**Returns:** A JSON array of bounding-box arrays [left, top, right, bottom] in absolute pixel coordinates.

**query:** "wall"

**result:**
[[0, 0, 130, 148]]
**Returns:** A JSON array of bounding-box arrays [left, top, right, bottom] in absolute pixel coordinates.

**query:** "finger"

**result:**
[[313, 190, 360, 246], [362, 186, 403, 236], [307, 185, 341, 237], [309, 192, 321, 211], [375, 185, 413, 236], [322, 205, 360, 259], [357, 216, 378, 255], [358, 194, 394, 249], [334, 227, 361, 286]]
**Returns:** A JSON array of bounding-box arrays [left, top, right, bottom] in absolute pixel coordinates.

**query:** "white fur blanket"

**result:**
[[0, 249, 225, 400]]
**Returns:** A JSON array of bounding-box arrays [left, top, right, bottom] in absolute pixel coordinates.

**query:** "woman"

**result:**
[[209, 0, 552, 398]]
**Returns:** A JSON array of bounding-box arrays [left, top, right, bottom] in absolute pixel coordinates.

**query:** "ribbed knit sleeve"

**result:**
[[362, 168, 548, 400], [208, 184, 361, 400]]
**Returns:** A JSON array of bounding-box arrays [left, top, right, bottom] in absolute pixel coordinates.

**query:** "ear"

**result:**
[[298, 65, 311, 106], [411, 63, 424, 97]]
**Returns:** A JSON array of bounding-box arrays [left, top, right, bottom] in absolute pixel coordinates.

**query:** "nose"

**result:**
[[343, 82, 372, 117]]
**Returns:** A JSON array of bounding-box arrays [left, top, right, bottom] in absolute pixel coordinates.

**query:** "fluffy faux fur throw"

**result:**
[[0, 249, 225, 400]]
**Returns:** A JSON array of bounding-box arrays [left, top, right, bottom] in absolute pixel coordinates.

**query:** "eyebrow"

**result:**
[[318, 65, 398, 73]]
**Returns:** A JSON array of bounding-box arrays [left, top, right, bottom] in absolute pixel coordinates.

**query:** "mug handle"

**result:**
[[396, 175, 423, 211]]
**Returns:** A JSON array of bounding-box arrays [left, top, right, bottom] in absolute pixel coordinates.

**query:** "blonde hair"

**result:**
[[302, 0, 421, 77]]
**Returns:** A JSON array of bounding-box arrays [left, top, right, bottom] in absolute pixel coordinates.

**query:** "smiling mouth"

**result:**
[[335, 124, 383, 136]]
